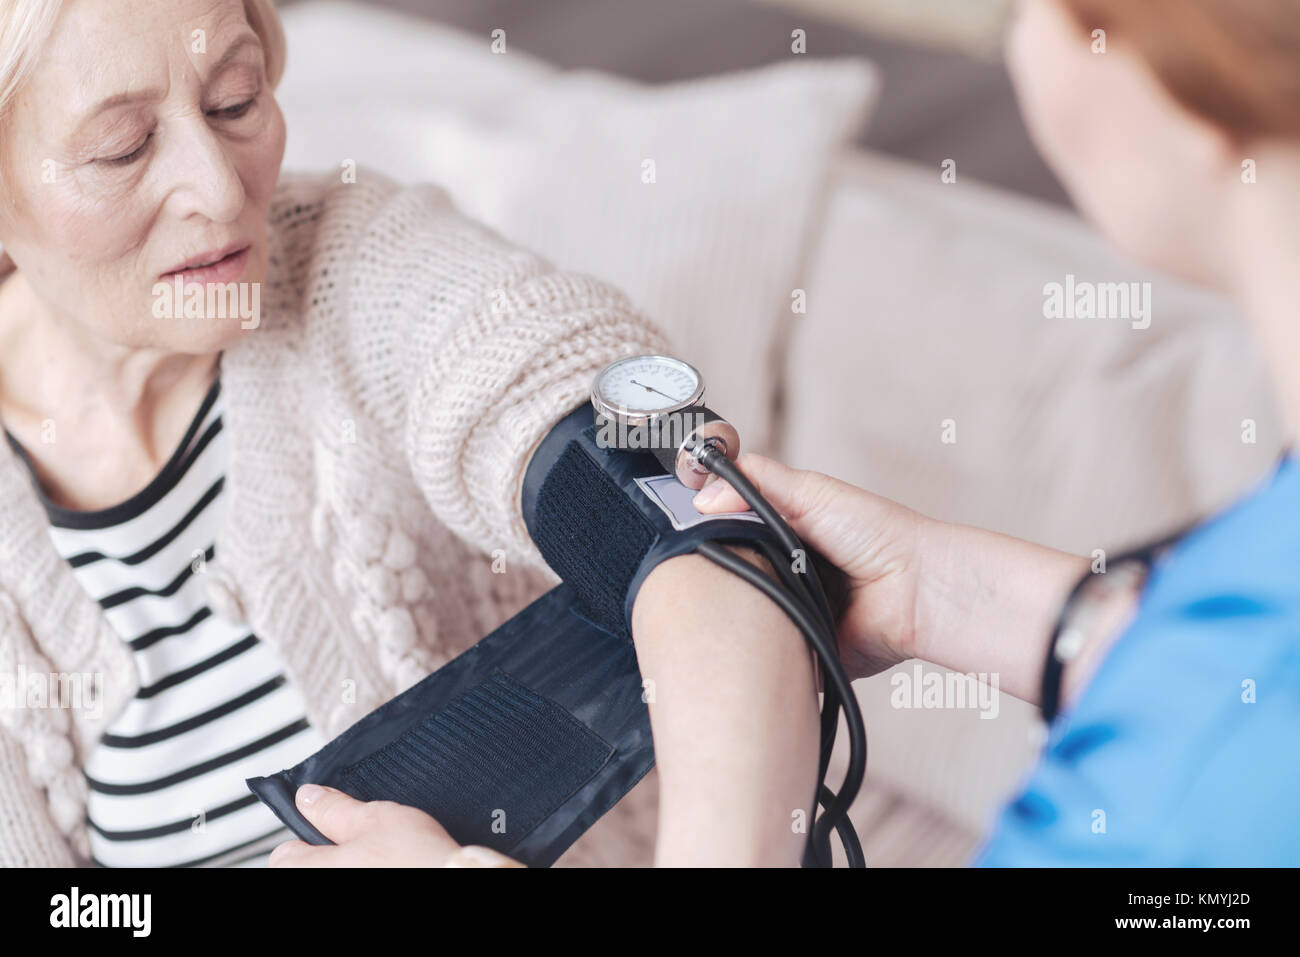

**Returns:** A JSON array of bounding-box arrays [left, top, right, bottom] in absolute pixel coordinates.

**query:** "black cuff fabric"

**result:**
[[522, 403, 787, 641], [247, 583, 654, 867]]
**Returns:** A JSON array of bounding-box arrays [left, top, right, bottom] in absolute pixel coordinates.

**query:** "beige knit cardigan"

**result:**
[[0, 168, 671, 866]]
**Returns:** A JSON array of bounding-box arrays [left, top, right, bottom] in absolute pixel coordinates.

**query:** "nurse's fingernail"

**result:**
[[297, 784, 325, 807], [693, 479, 723, 508]]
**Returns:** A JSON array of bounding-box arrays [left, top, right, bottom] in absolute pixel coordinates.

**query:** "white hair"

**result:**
[[0, 0, 286, 121]]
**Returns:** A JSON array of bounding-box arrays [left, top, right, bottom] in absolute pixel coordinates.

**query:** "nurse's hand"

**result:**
[[692, 454, 925, 679], [692, 453, 1089, 701], [267, 785, 524, 868]]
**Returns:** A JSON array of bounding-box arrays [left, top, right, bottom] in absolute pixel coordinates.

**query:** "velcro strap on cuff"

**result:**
[[522, 403, 784, 641]]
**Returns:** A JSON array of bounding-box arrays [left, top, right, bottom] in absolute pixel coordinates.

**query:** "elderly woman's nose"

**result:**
[[162, 118, 248, 224]]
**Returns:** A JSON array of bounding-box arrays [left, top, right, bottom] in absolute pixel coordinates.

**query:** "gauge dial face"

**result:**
[[593, 356, 703, 416]]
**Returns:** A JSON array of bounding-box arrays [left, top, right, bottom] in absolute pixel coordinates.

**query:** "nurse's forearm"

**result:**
[[630, 547, 820, 867], [912, 519, 1092, 703]]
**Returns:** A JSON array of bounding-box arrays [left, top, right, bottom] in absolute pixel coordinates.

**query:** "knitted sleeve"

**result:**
[[0, 727, 79, 866], [401, 264, 674, 570], [305, 168, 673, 568], [0, 590, 82, 866]]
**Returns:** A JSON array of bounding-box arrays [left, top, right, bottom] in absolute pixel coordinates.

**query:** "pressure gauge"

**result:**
[[590, 354, 739, 489], [590, 355, 704, 425]]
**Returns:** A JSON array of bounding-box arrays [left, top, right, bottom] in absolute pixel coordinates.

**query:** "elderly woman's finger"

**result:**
[[268, 839, 323, 868], [293, 784, 378, 844], [268, 843, 349, 868]]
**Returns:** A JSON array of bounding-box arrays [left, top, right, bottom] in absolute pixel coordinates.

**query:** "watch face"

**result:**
[[593, 355, 703, 417]]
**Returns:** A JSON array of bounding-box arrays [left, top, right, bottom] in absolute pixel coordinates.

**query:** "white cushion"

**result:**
[[277, 0, 879, 452], [276, 0, 557, 115]]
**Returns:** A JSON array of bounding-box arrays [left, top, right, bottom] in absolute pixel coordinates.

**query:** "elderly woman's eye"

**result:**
[[212, 96, 258, 120], [102, 133, 153, 167]]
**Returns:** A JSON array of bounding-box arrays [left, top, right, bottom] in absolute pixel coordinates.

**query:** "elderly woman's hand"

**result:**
[[267, 785, 524, 868]]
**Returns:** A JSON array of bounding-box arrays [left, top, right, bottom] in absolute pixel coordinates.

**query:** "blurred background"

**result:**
[[271, 0, 1281, 866], [281, 0, 1064, 203]]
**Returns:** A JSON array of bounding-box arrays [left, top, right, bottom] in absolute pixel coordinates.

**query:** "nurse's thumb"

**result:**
[[691, 453, 829, 539]]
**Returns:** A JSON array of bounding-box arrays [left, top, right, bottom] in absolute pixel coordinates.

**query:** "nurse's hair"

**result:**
[[1056, 0, 1300, 140], [0, 0, 287, 125]]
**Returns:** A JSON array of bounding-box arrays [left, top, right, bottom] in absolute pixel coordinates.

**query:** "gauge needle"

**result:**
[[630, 379, 686, 403]]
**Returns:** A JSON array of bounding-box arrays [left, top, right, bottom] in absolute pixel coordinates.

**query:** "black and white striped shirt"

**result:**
[[5, 377, 324, 867]]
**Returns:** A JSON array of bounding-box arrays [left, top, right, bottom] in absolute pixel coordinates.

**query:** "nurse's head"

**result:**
[[1006, 0, 1300, 290]]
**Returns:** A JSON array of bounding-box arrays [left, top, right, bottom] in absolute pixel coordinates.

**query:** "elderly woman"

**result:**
[[0, 0, 821, 867]]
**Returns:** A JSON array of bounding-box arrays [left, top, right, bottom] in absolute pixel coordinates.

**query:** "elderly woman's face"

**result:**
[[0, 0, 285, 353]]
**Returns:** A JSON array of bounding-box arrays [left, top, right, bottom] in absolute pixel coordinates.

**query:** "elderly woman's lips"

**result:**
[[161, 246, 251, 284]]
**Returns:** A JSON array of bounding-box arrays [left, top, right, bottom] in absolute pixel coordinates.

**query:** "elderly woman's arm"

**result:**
[[631, 547, 820, 866], [303, 172, 824, 865], [300, 171, 672, 567], [0, 727, 80, 866], [274, 548, 822, 869]]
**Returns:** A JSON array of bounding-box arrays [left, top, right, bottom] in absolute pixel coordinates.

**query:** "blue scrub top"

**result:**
[[976, 455, 1300, 866]]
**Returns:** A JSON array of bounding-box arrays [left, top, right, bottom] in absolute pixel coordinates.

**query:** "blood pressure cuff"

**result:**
[[246, 582, 652, 867], [522, 402, 791, 642], [248, 402, 793, 866]]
